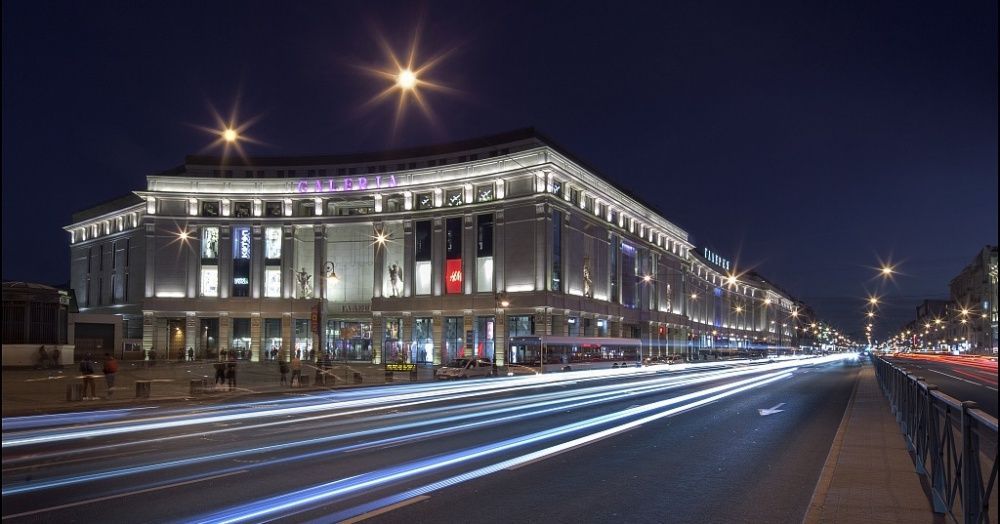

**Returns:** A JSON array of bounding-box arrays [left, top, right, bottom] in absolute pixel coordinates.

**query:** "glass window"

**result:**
[[416, 193, 434, 210], [327, 320, 372, 361], [200, 267, 219, 297], [264, 227, 282, 260], [265, 201, 283, 217], [508, 315, 534, 337], [444, 317, 463, 363], [476, 184, 494, 202], [445, 189, 463, 207], [201, 227, 219, 260], [200, 318, 219, 359], [232, 226, 251, 297], [264, 268, 282, 297], [231, 318, 251, 360], [414, 221, 432, 295], [445, 218, 463, 294], [551, 209, 562, 292], [610, 234, 619, 304], [477, 214, 494, 292], [201, 201, 220, 217], [294, 319, 313, 360], [621, 242, 638, 308], [263, 319, 282, 360], [234, 201, 252, 218], [412, 318, 433, 363], [384, 317, 404, 363], [475, 316, 495, 361]]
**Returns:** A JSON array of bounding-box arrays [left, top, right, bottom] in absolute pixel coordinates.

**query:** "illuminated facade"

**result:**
[[65, 128, 801, 364]]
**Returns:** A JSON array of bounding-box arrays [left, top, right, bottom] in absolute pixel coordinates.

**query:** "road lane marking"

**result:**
[[922, 368, 984, 387], [338, 495, 430, 524], [0, 470, 247, 520]]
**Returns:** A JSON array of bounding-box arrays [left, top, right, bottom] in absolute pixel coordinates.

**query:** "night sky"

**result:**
[[3, 0, 997, 339]]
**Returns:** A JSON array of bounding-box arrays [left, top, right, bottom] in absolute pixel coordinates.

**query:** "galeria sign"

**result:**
[[295, 175, 399, 193]]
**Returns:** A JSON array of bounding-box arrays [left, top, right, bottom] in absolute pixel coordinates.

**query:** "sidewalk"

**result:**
[[804, 363, 941, 524], [1, 360, 437, 418]]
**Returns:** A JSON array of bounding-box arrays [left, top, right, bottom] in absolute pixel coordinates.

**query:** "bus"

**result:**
[[508, 336, 643, 373]]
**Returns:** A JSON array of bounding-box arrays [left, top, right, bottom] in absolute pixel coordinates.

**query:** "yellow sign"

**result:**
[[385, 363, 416, 372]]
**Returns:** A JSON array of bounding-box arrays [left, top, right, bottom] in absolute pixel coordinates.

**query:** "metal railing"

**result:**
[[873, 356, 999, 524]]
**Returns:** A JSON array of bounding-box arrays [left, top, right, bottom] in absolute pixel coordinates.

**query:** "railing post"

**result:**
[[912, 379, 928, 471], [961, 401, 983, 524], [926, 388, 949, 514]]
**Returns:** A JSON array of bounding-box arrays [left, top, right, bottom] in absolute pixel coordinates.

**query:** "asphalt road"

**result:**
[[886, 354, 998, 418], [1, 356, 859, 523]]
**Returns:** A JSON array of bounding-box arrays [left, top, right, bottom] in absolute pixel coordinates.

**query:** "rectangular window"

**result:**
[[202, 227, 219, 260], [443, 317, 463, 363], [124, 239, 130, 267], [112, 241, 118, 269], [264, 227, 282, 260], [610, 234, 619, 304], [416, 193, 434, 210], [232, 226, 251, 297], [414, 220, 432, 295], [201, 201, 220, 217], [507, 315, 534, 337], [621, 242, 638, 308], [476, 184, 495, 202], [384, 317, 403, 363], [445, 218, 463, 294], [413, 318, 433, 363], [445, 189, 463, 207], [200, 267, 219, 297], [99, 244, 104, 271], [476, 214, 494, 292], [265, 201, 283, 217], [294, 319, 312, 359], [123, 273, 129, 302], [234, 201, 252, 218], [551, 209, 562, 292], [264, 268, 282, 298]]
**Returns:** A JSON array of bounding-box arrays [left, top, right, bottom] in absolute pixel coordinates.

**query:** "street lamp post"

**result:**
[[494, 292, 509, 376]]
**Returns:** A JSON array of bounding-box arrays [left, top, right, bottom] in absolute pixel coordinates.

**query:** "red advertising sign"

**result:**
[[446, 259, 463, 294], [310, 303, 320, 334]]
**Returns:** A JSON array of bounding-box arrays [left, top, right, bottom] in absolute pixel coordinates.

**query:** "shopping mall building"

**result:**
[[65, 128, 802, 365]]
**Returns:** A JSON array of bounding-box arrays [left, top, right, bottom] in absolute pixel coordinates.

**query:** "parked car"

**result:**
[[435, 358, 494, 379]]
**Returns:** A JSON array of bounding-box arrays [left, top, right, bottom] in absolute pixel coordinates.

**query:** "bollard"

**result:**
[[66, 383, 83, 402], [385, 371, 394, 383], [135, 380, 151, 398], [353, 372, 363, 385]]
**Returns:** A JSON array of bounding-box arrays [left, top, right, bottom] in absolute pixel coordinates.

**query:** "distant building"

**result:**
[[1, 281, 76, 366], [949, 245, 998, 353]]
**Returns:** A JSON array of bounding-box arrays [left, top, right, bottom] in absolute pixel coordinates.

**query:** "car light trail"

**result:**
[[190, 369, 794, 524], [3, 356, 826, 449], [2, 365, 780, 495]]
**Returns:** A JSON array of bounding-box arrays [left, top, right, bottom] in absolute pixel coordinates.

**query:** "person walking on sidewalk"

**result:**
[[279, 358, 289, 386], [102, 353, 119, 398], [225, 357, 237, 391], [79, 354, 97, 400], [290, 355, 302, 387], [214, 360, 226, 389]]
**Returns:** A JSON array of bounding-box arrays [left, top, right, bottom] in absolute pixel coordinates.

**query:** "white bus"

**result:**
[[508, 336, 643, 373]]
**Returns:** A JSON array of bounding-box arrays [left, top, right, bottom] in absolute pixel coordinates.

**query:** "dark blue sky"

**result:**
[[3, 0, 997, 338]]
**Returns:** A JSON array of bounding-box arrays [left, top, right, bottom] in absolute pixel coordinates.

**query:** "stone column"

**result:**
[[187, 227, 199, 298], [144, 224, 155, 298], [251, 226, 263, 299], [432, 312, 443, 365], [495, 210, 506, 292], [142, 311, 154, 353], [371, 315, 383, 364], [250, 314, 261, 362], [373, 221, 385, 298], [402, 315, 413, 361], [219, 313, 231, 356], [463, 315, 474, 358], [432, 218, 444, 296], [282, 226, 294, 299], [463, 214, 475, 294], [219, 226, 232, 299], [282, 313, 293, 358], [403, 221, 414, 297], [494, 310, 506, 366], [536, 204, 548, 292], [185, 313, 198, 360]]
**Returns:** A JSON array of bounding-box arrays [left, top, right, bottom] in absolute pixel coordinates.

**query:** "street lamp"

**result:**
[[494, 292, 509, 375]]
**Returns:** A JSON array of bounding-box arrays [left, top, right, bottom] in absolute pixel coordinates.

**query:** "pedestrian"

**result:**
[[102, 353, 119, 398], [79, 354, 97, 400], [214, 360, 226, 388], [37, 346, 49, 369], [51, 348, 61, 368], [290, 355, 302, 387], [226, 358, 237, 391], [187, 347, 194, 361], [279, 358, 289, 386]]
